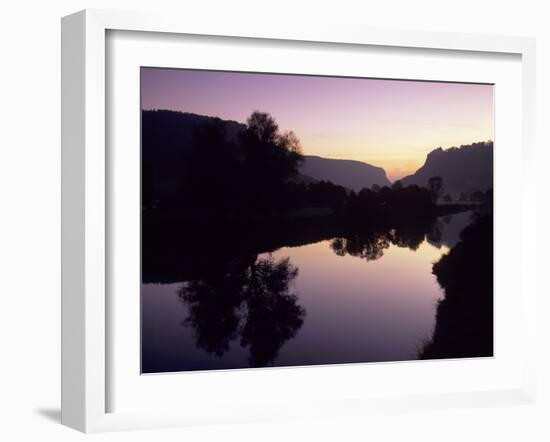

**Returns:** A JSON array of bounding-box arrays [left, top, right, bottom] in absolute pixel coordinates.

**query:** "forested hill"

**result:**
[[400, 141, 493, 197], [142, 110, 245, 192]]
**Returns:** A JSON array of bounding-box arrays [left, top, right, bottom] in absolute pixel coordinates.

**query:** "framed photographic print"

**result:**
[[61, 9, 537, 432], [140, 68, 494, 373]]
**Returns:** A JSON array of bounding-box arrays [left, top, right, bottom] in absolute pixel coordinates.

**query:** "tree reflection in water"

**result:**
[[329, 221, 427, 262], [330, 231, 390, 261], [178, 254, 305, 367]]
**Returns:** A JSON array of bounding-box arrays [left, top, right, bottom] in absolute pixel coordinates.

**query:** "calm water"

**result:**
[[142, 212, 473, 373]]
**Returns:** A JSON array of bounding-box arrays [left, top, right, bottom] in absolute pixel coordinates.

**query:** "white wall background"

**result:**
[[0, 1, 547, 440]]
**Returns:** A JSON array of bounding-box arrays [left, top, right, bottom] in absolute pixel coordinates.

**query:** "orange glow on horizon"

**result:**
[[301, 133, 494, 181]]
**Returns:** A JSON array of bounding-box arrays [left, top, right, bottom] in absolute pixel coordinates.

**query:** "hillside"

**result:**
[[400, 141, 493, 197], [142, 110, 245, 193], [299, 156, 391, 191]]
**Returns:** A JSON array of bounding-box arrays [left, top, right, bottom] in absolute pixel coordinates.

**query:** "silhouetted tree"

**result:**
[[240, 111, 304, 214], [428, 176, 443, 204], [245, 111, 279, 143], [443, 194, 452, 203], [391, 180, 403, 190], [180, 118, 243, 211], [175, 111, 306, 216], [303, 180, 348, 212]]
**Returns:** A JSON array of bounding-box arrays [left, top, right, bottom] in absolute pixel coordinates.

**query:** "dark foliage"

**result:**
[[147, 110, 306, 215], [345, 184, 434, 222], [178, 254, 305, 367], [142, 110, 245, 208], [179, 118, 244, 211], [428, 176, 443, 203], [237, 111, 304, 214], [284, 180, 348, 213], [420, 215, 493, 359]]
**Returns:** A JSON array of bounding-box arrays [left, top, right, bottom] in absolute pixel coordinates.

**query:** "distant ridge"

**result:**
[[400, 141, 493, 197], [299, 155, 391, 191]]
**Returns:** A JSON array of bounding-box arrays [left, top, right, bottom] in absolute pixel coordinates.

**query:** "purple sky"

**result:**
[[141, 68, 494, 180]]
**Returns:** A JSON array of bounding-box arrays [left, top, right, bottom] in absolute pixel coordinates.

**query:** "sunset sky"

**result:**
[[141, 68, 494, 181]]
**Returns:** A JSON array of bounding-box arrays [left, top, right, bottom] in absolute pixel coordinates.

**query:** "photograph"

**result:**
[[140, 68, 494, 374]]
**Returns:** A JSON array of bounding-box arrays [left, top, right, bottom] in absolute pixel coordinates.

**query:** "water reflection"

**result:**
[[142, 210, 491, 373], [330, 230, 390, 261], [329, 221, 430, 262], [427, 211, 474, 249], [178, 255, 305, 367]]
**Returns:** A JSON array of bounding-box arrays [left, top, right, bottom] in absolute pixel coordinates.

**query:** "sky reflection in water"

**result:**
[[141, 213, 473, 373]]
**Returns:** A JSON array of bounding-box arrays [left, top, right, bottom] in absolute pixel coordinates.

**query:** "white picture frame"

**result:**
[[61, 9, 537, 433]]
